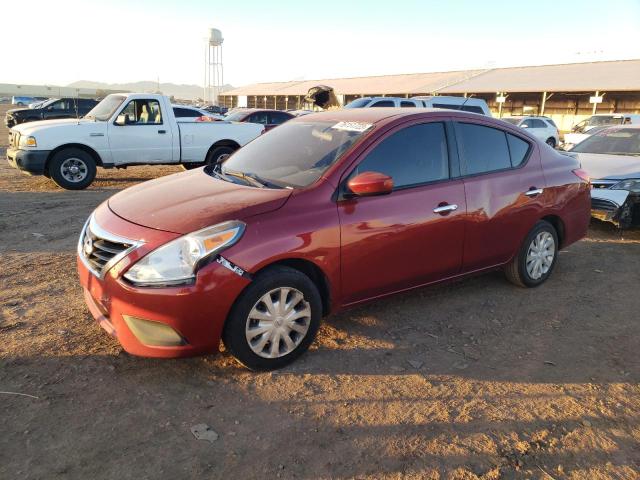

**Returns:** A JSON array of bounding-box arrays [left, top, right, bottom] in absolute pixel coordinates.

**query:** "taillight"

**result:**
[[573, 168, 590, 184]]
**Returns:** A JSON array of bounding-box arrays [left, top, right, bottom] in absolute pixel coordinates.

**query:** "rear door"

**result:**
[[107, 98, 174, 164], [338, 119, 466, 305], [453, 119, 546, 271]]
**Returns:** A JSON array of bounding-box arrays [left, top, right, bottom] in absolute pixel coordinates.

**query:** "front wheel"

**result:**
[[505, 220, 558, 288], [222, 266, 322, 370], [48, 148, 97, 190], [205, 145, 236, 167]]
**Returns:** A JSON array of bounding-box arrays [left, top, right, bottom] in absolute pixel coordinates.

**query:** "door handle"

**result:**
[[524, 188, 543, 197], [158, 129, 166, 134], [433, 203, 458, 214]]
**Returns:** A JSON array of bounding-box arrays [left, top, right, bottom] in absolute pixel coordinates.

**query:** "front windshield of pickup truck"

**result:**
[[217, 120, 372, 188], [85, 95, 126, 121]]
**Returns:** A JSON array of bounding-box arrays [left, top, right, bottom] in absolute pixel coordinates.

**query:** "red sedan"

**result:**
[[225, 108, 294, 131], [78, 109, 590, 370]]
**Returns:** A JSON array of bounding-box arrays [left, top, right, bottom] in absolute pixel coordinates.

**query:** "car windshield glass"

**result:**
[[588, 115, 624, 127], [571, 128, 640, 155], [218, 121, 371, 188], [225, 111, 248, 121], [32, 98, 57, 109], [344, 98, 371, 108], [85, 95, 126, 121], [502, 118, 522, 125]]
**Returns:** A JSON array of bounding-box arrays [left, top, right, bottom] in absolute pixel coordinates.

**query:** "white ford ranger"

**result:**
[[6, 93, 264, 189]]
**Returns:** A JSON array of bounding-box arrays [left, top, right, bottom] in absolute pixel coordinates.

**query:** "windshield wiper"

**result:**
[[221, 169, 284, 189]]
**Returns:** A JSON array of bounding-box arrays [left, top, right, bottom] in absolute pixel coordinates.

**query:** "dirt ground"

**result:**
[[0, 136, 639, 479]]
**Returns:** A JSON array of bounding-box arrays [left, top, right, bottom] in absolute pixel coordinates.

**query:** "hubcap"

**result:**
[[526, 231, 555, 280], [60, 157, 88, 182], [245, 287, 311, 359], [216, 153, 230, 163]]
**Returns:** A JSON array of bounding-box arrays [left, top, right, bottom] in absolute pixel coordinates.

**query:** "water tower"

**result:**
[[204, 28, 224, 105]]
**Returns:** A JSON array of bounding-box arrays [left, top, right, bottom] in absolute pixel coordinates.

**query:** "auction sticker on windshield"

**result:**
[[332, 121, 373, 133]]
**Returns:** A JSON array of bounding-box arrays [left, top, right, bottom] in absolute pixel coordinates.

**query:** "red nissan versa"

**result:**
[[77, 109, 591, 370]]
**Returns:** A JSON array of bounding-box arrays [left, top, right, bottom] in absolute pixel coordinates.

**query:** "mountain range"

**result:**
[[67, 81, 234, 101]]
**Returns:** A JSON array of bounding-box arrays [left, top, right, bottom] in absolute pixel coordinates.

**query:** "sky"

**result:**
[[3, 0, 640, 88]]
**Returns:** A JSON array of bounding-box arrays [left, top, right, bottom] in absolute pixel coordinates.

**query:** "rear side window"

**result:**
[[456, 123, 511, 175], [174, 107, 200, 118], [507, 134, 530, 167], [248, 111, 269, 124], [400, 101, 416, 108], [353, 123, 449, 188], [370, 100, 395, 107], [461, 105, 485, 114]]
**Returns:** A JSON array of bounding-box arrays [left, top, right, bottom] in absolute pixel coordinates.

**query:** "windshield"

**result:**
[[225, 111, 249, 121], [218, 120, 371, 188], [85, 94, 126, 121], [588, 115, 624, 127], [502, 118, 522, 125], [571, 128, 640, 155], [344, 98, 372, 109]]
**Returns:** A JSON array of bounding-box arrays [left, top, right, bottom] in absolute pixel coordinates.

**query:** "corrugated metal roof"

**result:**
[[221, 59, 640, 96]]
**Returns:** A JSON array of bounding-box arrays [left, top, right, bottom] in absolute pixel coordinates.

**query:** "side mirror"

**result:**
[[347, 171, 394, 197], [520, 123, 528, 128], [114, 114, 128, 126]]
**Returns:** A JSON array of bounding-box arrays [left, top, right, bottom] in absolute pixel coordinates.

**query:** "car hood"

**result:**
[[11, 117, 93, 134], [6, 107, 29, 116], [574, 152, 640, 180], [108, 168, 293, 234]]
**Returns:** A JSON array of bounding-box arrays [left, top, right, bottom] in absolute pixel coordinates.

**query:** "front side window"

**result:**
[[120, 99, 163, 125], [49, 100, 70, 111], [370, 100, 395, 107], [352, 123, 449, 188], [457, 123, 511, 175]]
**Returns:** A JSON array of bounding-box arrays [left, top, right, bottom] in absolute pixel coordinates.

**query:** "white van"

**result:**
[[343, 95, 492, 116]]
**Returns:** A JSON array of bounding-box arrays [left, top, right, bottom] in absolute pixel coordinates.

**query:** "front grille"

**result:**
[[79, 219, 137, 277], [591, 198, 618, 212]]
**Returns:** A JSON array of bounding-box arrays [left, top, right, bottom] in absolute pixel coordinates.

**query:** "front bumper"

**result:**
[[7, 148, 50, 175], [591, 188, 639, 228], [77, 205, 251, 358]]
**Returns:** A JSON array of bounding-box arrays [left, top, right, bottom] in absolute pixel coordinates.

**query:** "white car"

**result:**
[[172, 105, 224, 122], [7, 93, 264, 189], [563, 114, 640, 150], [502, 116, 559, 148], [344, 95, 491, 116]]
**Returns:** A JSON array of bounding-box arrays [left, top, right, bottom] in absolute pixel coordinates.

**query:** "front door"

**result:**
[[338, 121, 466, 305], [108, 98, 174, 164]]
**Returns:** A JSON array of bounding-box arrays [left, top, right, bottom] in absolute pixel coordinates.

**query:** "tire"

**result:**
[[48, 148, 97, 190], [205, 145, 236, 167], [545, 137, 556, 148], [505, 220, 559, 288], [222, 265, 322, 371]]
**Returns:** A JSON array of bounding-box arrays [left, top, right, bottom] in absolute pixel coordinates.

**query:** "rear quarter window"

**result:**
[[507, 134, 531, 167]]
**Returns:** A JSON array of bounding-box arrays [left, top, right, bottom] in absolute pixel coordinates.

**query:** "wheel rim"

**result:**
[[245, 287, 311, 359], [60, 157, 88, 183], [526, 231, 555, 280], [216, 153, 230, 163]]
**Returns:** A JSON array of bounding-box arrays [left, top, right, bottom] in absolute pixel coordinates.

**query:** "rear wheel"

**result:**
[[505, 220, 558, 288], [205, 145, 236, 167], [222, 266, 322, 370], [48, 148, 96, 190], [545, 137, 556, 148]]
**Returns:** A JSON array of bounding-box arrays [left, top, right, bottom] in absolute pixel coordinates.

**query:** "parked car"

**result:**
[[201, 104, 228, 115], [412, 96, 492, 116], [563, 114, 640, 150], [7, 93, 264, 189], [344, 97, 425, 109], [225, 108, 295, 131], [5, 97, 99, 128], [172, 105, 224, 122], [11, 96, 46, 106], [568, 125, 640, 228], [344, 96, 491, 116], [501, 116, 560, 148], [77, 108, 590, 370]]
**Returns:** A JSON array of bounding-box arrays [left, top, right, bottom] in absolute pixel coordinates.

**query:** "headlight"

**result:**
[[124, 221, 245, 286], [19, 135, 37, 147], [611, 179, 640, 193]]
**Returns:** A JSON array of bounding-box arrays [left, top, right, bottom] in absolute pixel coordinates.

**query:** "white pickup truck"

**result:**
[[6, 93, 264, 189]]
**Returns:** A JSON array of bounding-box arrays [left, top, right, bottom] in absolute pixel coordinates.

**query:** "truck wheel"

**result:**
[[48, 148, 97, 190], [205, 145, 236, 166], [222, 266, 322, 371], [505, 220, 558, 288]]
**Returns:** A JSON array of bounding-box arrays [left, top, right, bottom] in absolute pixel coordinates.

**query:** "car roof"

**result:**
[[290, 107, 480, 125]]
